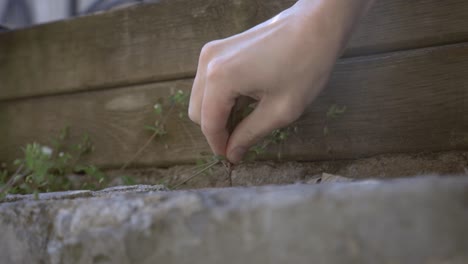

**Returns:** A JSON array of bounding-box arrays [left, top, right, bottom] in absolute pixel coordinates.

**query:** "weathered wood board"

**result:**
[[1, 0, 468, 100], [1, 43, 467, 168]]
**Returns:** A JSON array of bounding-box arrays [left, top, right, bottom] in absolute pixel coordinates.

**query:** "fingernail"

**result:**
[[229, 147, 247, 164]]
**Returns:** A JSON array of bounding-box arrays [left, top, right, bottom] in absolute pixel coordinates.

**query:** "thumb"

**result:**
[[226, 99, 293, 164]]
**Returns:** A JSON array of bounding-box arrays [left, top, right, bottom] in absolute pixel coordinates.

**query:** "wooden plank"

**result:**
[[1, 0, 468, 100], [1, 43, 467, 168]]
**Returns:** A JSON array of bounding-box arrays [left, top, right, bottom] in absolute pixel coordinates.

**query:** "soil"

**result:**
[[104, 150, 468, 190]]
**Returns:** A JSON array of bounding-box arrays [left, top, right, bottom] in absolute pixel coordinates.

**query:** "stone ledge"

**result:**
[[0, 176, 467, 264], [3, 184, 169, 203]]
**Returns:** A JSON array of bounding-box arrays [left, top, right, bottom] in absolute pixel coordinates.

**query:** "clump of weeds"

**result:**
[[0, 127, 111, 200]]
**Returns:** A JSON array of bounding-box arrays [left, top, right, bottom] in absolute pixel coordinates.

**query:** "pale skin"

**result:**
[[189, 0, 375, 164]]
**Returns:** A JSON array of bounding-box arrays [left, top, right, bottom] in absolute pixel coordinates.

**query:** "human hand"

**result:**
[[189, 0, 374, 164]]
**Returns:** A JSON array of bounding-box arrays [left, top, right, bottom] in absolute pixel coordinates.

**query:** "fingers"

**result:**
[[190, 41, 241, 156], [226, 98, 300, 164], [200, 73, 237, 156], [227, 96, 258, 133], [188, 71, 204, 125], [189, 41, 221, 125]]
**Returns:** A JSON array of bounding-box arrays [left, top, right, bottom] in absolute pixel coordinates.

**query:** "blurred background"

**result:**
[[0, 0, 158, 31]]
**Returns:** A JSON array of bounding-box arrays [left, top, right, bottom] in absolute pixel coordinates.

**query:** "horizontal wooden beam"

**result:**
[[1, 43, 467, 168], [1, 0, 468, 100]]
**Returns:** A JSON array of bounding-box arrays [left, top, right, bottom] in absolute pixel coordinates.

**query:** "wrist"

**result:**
[[291, 0, 374, 52]]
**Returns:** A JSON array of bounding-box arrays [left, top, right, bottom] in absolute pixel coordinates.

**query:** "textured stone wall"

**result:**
[[0, 176, 467, 264]]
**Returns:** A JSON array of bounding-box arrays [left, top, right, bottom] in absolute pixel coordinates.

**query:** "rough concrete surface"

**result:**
[[0, 176, 467, 264]]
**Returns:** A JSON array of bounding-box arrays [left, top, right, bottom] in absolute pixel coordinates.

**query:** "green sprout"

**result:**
[[144, 103, 168, 137], [324, 104, 347, 136], [327, 104, 347, 119], [245, 126, 296, 161], [121, 90, 190, 171], [170, 90, 189, 118]]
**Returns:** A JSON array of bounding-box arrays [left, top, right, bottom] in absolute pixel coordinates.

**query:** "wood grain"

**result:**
[[1, 43, 467, 168], [1, 0, 468, 100]]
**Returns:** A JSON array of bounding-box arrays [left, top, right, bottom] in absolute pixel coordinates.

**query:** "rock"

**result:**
[[3, 184, 169, 202], [4, 190, 94, 202], [0, 176, 467, 264], [96, 184, 169, 194], [307, 173, 355, 184]]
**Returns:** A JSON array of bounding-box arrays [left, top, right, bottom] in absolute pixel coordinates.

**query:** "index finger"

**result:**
[[201, 81, 237, 156]]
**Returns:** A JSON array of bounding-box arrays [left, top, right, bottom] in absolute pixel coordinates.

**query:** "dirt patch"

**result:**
[[104, 151, 468, 189]]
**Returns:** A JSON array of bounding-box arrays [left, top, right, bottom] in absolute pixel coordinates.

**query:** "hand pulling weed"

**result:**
[[121, 92, 298, 189]]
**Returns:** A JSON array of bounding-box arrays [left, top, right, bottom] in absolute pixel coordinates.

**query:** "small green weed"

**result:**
[[144, 103, 168, 137], [121, 90, 190, 171], [324, 104, 347, 136], [327, 104, 347, 119], [170, 89, 190, 118], [0, 128, 107, 199], [245, 126, 296, 160]]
